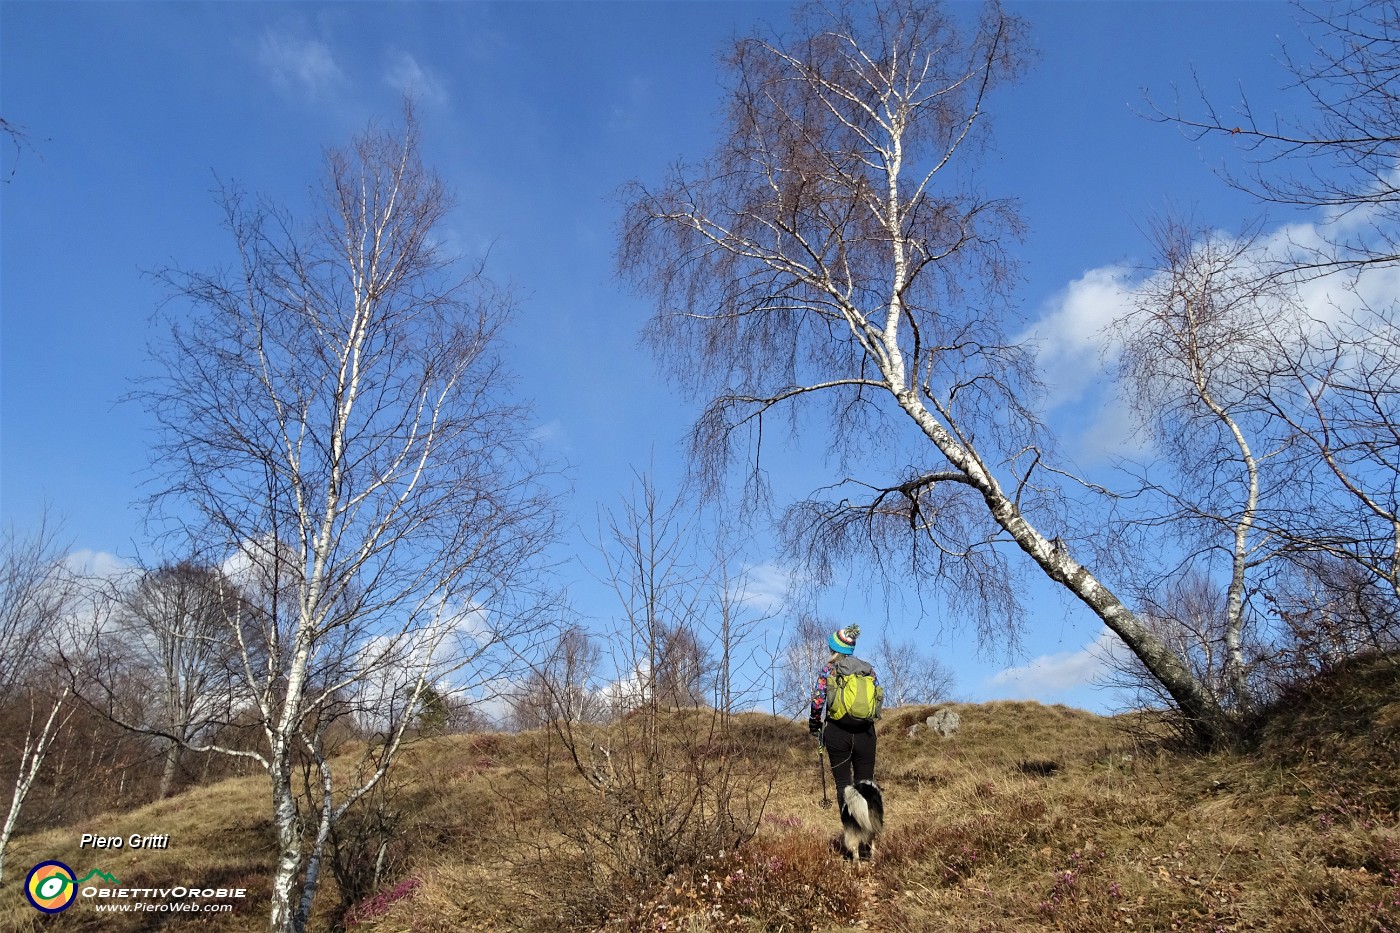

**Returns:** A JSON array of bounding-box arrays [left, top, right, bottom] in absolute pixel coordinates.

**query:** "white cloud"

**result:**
[[598, 666, 649, 713], [1023, 265, 1147, 463], [1259, 221, 1400, 329], [1025, 265, 1135, 408], [65, 548, 132, 582], [257, 31, 345, 101], [986, 631, 1124, 699], [1026, 206, 1400, 468], [734, 561, 790, 615], [383, 50, 449, 107]]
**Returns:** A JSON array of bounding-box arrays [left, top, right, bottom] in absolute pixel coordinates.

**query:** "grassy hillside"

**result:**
[[4, 656, 1398, 932]]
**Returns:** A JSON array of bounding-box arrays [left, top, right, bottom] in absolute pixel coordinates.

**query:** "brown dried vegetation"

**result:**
[[2, 656, 1397, 932]]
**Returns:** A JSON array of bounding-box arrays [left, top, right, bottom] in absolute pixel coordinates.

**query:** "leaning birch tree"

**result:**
[[620, 0, 1230, 741], [141, 108, 555, 933]]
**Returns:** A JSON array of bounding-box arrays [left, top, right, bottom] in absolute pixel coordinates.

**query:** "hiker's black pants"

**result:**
[[822, 719, 876, 793]]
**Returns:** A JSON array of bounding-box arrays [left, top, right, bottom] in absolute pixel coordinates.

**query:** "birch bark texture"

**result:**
[[619, 0, 1228, 739], [142, 108, 555, 932]]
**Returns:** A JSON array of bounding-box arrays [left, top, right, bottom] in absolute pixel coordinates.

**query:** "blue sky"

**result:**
[[2, 1, 1317, 714]]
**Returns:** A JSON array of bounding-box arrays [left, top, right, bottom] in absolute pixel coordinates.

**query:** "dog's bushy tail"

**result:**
[[842, 784, 872, 834], [840, 781, 884, 856], [854, 781, 883, 836]]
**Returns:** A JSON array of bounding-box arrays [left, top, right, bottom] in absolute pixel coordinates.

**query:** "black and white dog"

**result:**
[[839, 780, 884, 860]]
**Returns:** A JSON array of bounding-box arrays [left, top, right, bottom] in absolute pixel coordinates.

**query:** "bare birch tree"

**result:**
[[103, 561, 243, 799], [1267, 314, 1400, 602], [777, 613, 835, 717], [704, 535, 780, 721], [596, 475, 711, 720], [0, 521, 77, 887], [1129, 0, 1400, 690], [1098, 218, 1399, 711], [619, 0, 1230, 741], [508, 624, 607, 730], [139, 107, 555, 933], [1106, 222, 1307, 713], [871, 632, 955, 706]]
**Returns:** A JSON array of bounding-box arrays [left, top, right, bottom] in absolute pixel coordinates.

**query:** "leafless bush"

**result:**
[[325, 768, 413, 922], [1258, 556, 1400, 698], [517, 477, 779, 926]]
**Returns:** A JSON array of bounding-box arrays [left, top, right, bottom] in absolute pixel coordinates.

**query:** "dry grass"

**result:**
[[3, 658, 1398, 932], [1, 773, 272, 932]]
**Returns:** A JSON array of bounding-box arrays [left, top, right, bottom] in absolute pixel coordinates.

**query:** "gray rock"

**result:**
[[926, 708, 961, 737]]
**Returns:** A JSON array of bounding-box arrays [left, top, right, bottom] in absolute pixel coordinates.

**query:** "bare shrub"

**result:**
[[515, 477, 780, 927], [618, 831, 864, 932]]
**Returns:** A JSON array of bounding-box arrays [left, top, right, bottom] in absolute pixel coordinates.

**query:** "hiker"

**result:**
[[809, 624, 885, 858]]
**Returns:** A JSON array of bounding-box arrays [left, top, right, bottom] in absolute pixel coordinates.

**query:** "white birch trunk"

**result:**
[[267, 633, 313, 933], [887, 384, 1226, 729], [0, 689, 71, 887], [267, 750, 304, 933], [1209, 397, 1260, 713], [296, 757, 337, 930]]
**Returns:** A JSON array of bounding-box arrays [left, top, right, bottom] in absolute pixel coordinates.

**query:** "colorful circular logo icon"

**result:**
[[25, 861, 77, 913]]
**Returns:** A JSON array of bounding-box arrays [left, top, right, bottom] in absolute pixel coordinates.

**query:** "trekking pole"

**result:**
[[815, 737, 831, 808]]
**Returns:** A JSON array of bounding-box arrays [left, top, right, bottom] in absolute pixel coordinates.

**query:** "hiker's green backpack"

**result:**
[[827, 655, 883, 722]]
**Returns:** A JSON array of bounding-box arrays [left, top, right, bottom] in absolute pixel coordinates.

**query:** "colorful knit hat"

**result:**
[[828, 624, 860, 655]]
